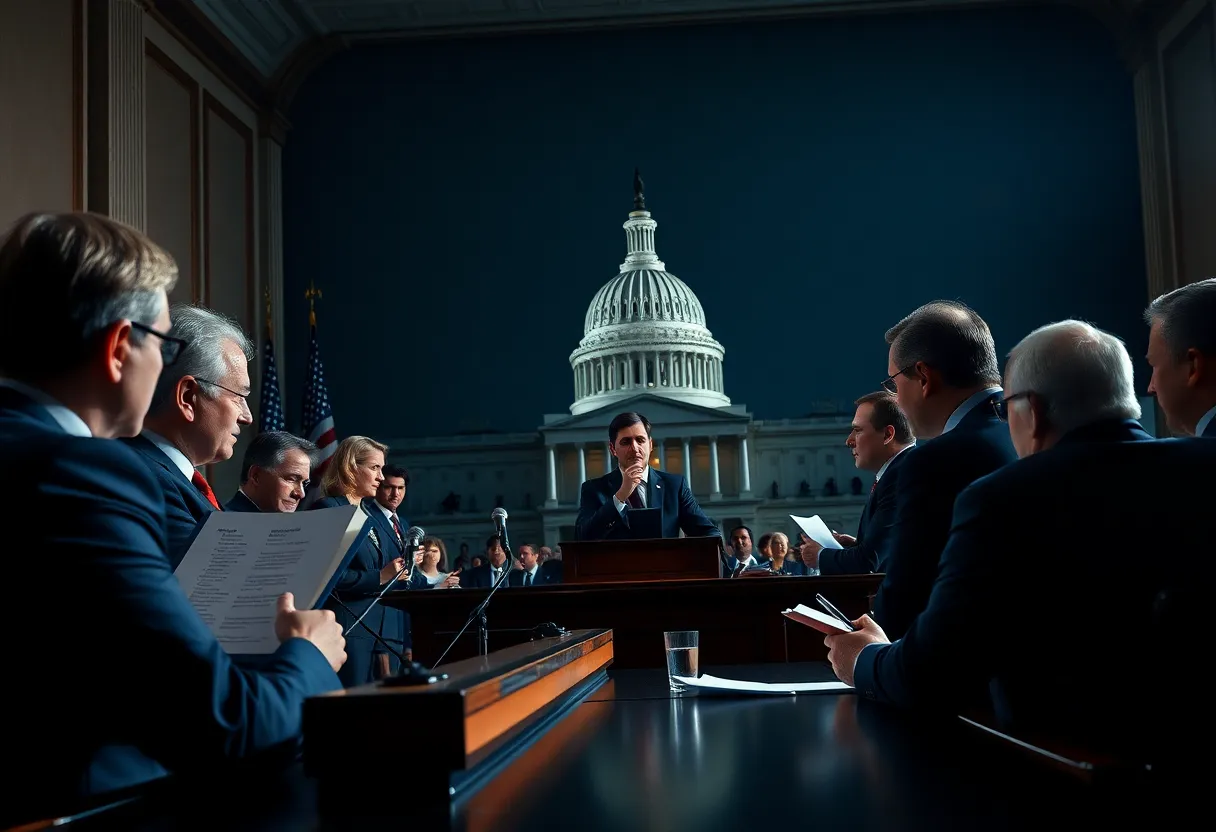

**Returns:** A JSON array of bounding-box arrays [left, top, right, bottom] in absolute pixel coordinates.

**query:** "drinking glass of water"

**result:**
[[663, 630, 699, 693]]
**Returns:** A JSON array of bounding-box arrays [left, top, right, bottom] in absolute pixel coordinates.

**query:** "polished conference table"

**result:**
[[56, 662, 1177, 830]]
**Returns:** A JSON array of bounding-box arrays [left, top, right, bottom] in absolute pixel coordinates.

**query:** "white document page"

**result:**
[[783, 603, 853, 633], [789, 514, 843, 549], [672, 673, 852, 695], [174, 504, 367, 654]]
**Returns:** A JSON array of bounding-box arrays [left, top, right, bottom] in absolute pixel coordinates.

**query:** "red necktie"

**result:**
[[391, 514, 404, 543], [191, 470, 221, 511], [870, 481, 877, 494]]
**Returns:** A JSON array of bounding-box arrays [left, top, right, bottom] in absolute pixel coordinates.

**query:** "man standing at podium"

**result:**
[[575, 412, 720, 541]]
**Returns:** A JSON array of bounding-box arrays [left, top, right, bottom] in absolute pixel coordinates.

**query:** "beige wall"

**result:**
[[0, 0, 81, 225], [143, 16, 263, 501], [1136, 0, 1216, 298]]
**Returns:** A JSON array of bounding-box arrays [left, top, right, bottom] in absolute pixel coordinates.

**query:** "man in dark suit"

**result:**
[[867, 301, 1017, 640], [1144, 278, 1216, 438], [509, 543, 562, 586], [224, 431, 317, 512], [828, 321, 1210, 767], [0, 212, 345, 828], [799, 391, 915, 574], [461, 534, 513, 588], [123, 304, 255, 567], [575, 412, 721, 542]]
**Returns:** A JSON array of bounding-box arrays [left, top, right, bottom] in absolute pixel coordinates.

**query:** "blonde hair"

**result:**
[[770, 532, 789, 553], [321, 435, 388, 499]]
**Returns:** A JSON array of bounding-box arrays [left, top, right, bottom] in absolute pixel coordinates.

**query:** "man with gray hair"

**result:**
[[869, 301, 1017, 639], [226, 431, 318, 512], [826, 320, 1213, 772], [1144, 277, 1216, 438], [123, 304, 255, 567]]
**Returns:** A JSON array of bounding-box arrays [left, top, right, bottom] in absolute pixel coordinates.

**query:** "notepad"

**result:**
[[782, 603, 854, 635], [672, 673, 852, 696]]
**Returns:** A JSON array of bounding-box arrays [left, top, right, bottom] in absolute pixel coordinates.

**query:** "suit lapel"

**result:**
[[649, 469, 663, 528]]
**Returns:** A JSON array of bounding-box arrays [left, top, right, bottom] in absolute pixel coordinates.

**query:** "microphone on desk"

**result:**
[[401, 525, 425, 582]]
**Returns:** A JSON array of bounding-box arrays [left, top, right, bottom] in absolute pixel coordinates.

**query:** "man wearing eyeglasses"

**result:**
[[123, 304, 255, 568], [226, 431, 318, 513], [866, 301, 1017, 640]]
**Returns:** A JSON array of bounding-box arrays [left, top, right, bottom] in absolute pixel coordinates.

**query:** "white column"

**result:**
[[739, 435, 752, 496], [95, 0, 147, 229], [545, 445, 558, 506], [577, 444, 587, 487], [641, 353, 648, 387], [625, 353, 633, 388], [709, 437, 722, 500], [682, 438, 691, 477]]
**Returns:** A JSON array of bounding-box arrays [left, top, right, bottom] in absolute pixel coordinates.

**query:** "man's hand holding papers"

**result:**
[[824, 615, 889, 686], [273, 592, 347, 672]]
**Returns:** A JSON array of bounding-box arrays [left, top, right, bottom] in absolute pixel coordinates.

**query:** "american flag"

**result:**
[[257, 334, 286, 433], [301, 322, 337, 488]]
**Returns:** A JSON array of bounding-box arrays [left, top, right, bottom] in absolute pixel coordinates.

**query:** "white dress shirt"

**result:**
[[140, 428, 195, 481], [612, 464, 650, 517], [1195, 404, 1216, 437]]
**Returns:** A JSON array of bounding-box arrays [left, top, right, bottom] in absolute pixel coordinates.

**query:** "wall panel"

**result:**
[[145, 42, 200, 303], [0, 0, 80, 224]]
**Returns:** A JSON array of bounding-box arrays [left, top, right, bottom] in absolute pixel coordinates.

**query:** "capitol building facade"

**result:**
[[388, 187, 870, 555]]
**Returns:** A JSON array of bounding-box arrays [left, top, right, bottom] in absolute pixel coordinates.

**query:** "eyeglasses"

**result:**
[[131, 321, 187, 367], [194, 377, 252, 412], [881, 364, 917, 394], [993, 391, 1032, 422]]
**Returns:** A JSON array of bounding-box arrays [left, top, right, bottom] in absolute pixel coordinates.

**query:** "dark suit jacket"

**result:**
[[460, 562, 511, 589], [311, 497, 405, 685], [508, 559, 562, 587], [0, 388, 339, 828], [871, 394, 1017, 640], [819, 446, 914, 575], [122, 433, 215, 569], [224, 490, 260, 512], [1201, 413, 1216, 438], [575, 468, 720, 541], [361, 499, 413, 650], [854, 420, 1211, 766]]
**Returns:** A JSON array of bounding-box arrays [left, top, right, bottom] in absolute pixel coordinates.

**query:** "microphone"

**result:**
[[402, 525, 425, 582], [490, 507, 511, 556]]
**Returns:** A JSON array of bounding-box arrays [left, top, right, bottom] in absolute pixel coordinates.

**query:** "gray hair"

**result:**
[[149, 304, 252, 413], [239, 431, 319, 483], [1145, 278, 1216, 361], [885, 300, 1001, 389], [1005, 320, 1141, 434]]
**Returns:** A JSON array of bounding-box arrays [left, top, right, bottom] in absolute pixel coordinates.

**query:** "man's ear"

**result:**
[[101, 321, 135, 383], [1185, 348, 1206, 388], [915, 362, 937, 399], [1027, 393, 1051, 440], [176, 376, 201, 422], [247, 465, 261, 486], [882, 425, 895, 446]]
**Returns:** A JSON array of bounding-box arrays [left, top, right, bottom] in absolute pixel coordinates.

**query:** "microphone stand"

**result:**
[[433, 549, 514, 667]]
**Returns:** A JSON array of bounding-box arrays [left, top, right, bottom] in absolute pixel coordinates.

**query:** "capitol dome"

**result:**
[[569, 178, 729, 415]]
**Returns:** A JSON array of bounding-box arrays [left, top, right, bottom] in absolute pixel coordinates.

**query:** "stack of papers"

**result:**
[[672, 673, 852, 696]]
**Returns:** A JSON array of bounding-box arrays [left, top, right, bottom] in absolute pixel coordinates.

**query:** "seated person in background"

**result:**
[[0, 212, 344, 828], [413, 536, 461, 588], [122, 304, 255, 567], [725, 525, 763, 574], [509, 543, 562, 586], [1144, 278, 1216, 438], [310, 435, 407, 686], [225, 431, 317, 512], [461, 534, 513, 588], [766, 532, 804, 575], [799, 391, 915, 575], [867, 301, 1017, 640], [576, 412, 721, 542], [828, 321, 1213, 768], [756, 532, 773, 564]]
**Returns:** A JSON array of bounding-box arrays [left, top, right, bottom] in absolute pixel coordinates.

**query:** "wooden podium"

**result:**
[[559, 536, 723, 583]]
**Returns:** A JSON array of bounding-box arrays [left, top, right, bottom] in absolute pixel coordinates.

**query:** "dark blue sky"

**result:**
[[282, 4, 1146, 438]]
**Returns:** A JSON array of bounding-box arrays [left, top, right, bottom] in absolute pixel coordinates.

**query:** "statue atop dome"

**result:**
[[633, 167, 645, 211]]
